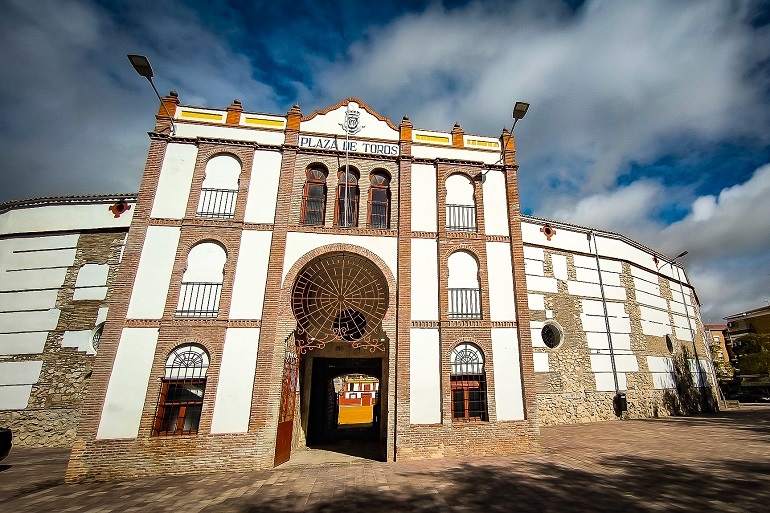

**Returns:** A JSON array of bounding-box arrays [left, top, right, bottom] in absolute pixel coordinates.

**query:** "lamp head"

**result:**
[[127, 54, 154, 79], [513, 101, 530, 120], [675, 251, 689, 259]]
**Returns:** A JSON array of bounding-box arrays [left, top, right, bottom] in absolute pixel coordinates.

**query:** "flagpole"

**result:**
[[344, 103, 350, 227]]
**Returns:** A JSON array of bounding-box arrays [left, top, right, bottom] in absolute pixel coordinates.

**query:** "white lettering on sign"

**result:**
[[298, 135, 399, 157]]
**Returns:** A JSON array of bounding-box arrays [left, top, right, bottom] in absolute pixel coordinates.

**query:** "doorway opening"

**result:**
[[305, 357, 384, 461]]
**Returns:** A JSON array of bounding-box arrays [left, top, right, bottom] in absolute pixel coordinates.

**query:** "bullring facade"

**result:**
[[0, 96, 718, 480]]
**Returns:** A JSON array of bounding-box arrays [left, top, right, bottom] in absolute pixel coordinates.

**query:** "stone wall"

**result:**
[[528, 246, 719, 426], [1, 231, 126, 447]]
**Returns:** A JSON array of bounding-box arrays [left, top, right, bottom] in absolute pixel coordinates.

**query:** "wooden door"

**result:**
[[274, 334, 299, 466]]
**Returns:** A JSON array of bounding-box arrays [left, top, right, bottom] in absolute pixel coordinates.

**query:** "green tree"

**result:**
[[732, 333, 770, 376], [711, 344, 734, 381]]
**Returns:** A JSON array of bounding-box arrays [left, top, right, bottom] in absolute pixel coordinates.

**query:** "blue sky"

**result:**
[[1, 0, 770, 320]]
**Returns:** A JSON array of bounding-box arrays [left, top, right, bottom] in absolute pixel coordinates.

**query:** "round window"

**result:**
[[665, 334, 674, 353], [541, 323, 563, 349]]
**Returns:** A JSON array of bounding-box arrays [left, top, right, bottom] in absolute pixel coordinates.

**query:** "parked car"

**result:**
[[0, 428, 11, 461]]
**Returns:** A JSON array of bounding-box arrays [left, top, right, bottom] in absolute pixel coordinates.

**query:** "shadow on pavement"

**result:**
[[219, 452, 770, 513]]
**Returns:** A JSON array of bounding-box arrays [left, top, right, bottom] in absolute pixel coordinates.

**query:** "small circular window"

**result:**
[[665, 334, 674, 353], [541, 322, 563, 349]]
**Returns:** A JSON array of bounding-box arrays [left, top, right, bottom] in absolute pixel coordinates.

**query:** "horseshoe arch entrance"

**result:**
[[274, 251, 390, 466]]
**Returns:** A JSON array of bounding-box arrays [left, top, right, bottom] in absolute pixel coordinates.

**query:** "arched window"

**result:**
[[301, 166, 327, 225], [335, 166, 360, 227], [447, 251, 481, 319], [445, 174, 476, 232], [197, 155, 240, 219], [176, 242, 226, 317], [450, 343, 488, 422], [368, 171, 391, 229], [152, 344, 209, 436]]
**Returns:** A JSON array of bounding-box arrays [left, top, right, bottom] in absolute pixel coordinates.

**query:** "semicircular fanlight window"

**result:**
[[291, 252, 388, 348]]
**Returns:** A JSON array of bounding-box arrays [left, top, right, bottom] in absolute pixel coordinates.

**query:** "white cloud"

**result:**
[[547, 164, 770, 319], [313, 0, 770, 198], [0, 0, 280, 201], [547, 180, 665, 236]]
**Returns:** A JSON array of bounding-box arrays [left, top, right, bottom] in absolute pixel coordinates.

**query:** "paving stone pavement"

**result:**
[[2, 406, 770, 512]]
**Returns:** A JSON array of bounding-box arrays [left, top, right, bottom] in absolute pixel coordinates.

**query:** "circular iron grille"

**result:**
[[291, 252, 388, 342]]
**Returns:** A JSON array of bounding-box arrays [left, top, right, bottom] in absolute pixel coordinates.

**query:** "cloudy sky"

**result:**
[[1, 0, 769, 321]]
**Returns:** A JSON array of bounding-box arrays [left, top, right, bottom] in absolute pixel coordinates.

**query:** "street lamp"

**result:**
[[488, 101, 530, 179], [127, 54, 176, 135], [512, 101, 530, 131]]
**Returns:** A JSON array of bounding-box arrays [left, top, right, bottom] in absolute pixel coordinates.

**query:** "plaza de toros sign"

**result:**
[[298, 135, 400, 157]]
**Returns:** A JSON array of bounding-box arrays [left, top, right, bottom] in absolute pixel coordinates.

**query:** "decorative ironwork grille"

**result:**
[[291, 252, 388, 352], [153, 345, 209, 436], [91, 323, 104, 351], [197, 188, 237, 219], [176, 282, 222, 317], [446, 204, 477, 232], [450, 343, 488, 422], [448, 288, 481, 319]]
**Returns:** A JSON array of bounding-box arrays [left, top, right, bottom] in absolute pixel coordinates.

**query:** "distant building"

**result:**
[[704, 324, 732, 381], [724, 305, 770, 388], [339, 375, 379, 406], [725, 305, 770, 342], [0, 95, 720, 481]]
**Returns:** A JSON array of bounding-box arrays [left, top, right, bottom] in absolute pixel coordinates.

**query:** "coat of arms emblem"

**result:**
[[340, 104, 364, 135]]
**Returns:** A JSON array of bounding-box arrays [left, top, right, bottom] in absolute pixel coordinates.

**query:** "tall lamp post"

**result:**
[[127, 54, 176, 135], [490, 101, 529, 179]]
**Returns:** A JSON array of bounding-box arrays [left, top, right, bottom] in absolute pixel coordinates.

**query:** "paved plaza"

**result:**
[[2, 406, 770, 512]]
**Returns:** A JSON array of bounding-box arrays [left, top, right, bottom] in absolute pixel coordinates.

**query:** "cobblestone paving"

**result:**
[[2, 407, 770, 512]]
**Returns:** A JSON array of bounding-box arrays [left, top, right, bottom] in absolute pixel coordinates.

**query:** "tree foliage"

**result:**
[[732, 333, 770, 376]]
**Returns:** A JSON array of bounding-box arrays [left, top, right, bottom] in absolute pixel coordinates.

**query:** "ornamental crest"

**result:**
[[340, 105, 364, 135]]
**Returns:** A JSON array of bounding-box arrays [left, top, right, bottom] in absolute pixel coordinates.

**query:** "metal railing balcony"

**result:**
[[197, 188, 237, 219], [448, 288, 482, 319], [175, 282, 222, 318], [446, 204, 477, 232]]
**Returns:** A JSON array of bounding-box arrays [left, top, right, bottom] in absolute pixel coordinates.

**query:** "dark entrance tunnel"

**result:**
[[306, 357, 385, 461]]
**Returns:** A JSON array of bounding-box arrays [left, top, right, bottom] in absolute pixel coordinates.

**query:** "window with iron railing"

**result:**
[[450, 343, 488, 422], [448, 288, 481, 319], [446, 204, 477, 232], [152, 345, 209, 436], [175, 282, 222, 317], [197, 188, 237, 219]]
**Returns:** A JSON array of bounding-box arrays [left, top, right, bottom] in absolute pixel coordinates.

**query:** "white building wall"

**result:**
[[411, 239, 439, 321], [97, 327, 159, 439], [0, 204, 133, 235], [210, 327, 260, 434], [150, 143, 198, 220], [491, 328, 525, 420], [230, 230, 272, 320], [244, 150, 282, 224], [283, 232, 397, 284], [486, 242, 516, 322], [126, 226, 181, 319], [174, 123, 286, 146], [482, 170, 509, 236], [411, 145, 500, 165], [411, 164, 437, 232], [409, 328, 441, 424], [300, 103, 399, 140]]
